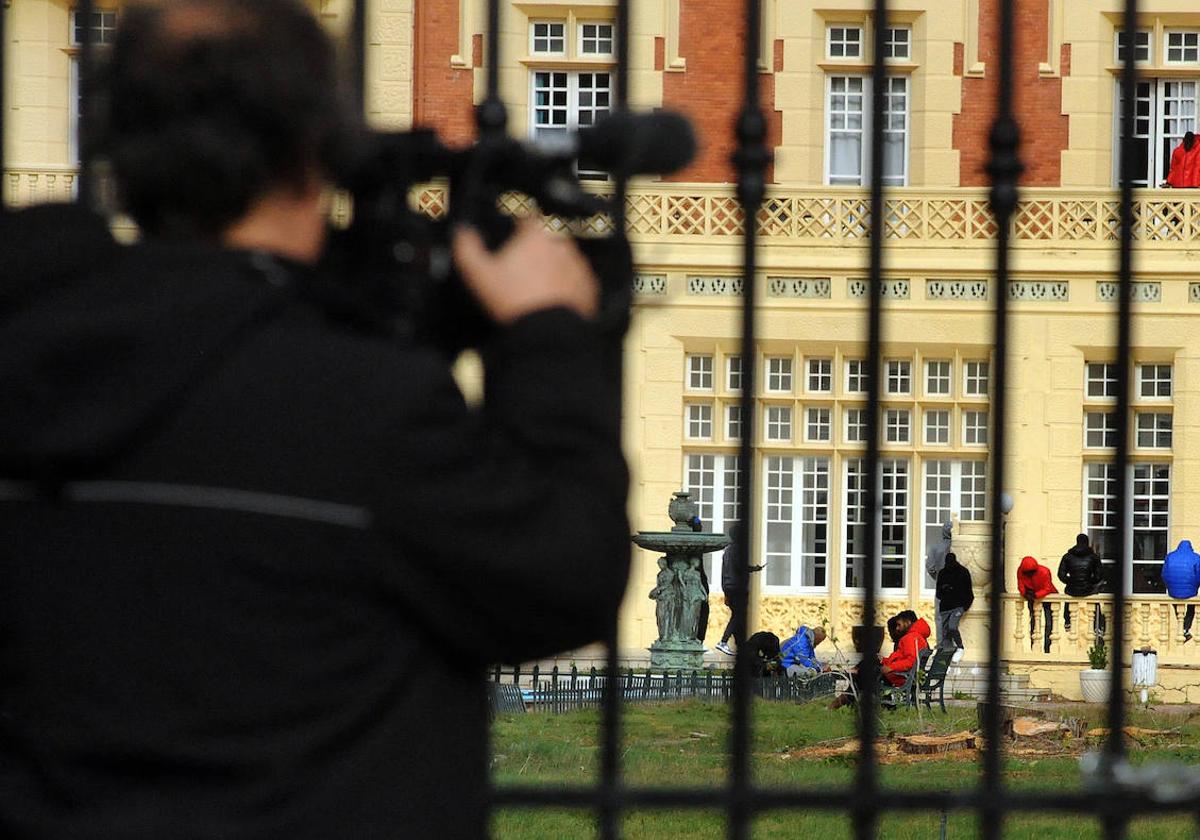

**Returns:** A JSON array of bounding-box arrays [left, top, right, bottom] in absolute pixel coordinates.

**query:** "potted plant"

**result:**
[[1079, 635, 1111, 703]]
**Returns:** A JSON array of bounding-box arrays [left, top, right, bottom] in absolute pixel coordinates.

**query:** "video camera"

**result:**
[[324, 111, 696, 355]]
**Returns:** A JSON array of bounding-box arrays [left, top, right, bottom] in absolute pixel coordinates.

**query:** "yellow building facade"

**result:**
[[7, 0, 1200, 700]]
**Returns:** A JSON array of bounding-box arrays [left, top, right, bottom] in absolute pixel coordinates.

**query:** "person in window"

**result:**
[[1161, 540, 1200, 642], [0, 2, 629, 837], [714, 523, 766, 655], [935, 552, 974, 663], [829, 611, 929, 710], [1017, 556, 1057, 653], [1165, 131, 1200, 188], [1058, 533, 1107, 638], [780, 624, 827, 676]]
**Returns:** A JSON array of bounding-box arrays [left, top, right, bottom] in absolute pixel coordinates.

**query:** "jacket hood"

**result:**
[[910, 618, 931, 640], [1019, 556, 1039, 574], [0, 205, 293, 480], [1067, 544, 1094, 558]]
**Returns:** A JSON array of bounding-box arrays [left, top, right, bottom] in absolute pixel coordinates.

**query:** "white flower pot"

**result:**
[[1079, 668, 1111, 703]]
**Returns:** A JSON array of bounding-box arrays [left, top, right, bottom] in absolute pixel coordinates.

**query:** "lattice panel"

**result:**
[[1096, 281, 1161, 302], [766, 277, 832, 299], [846, 278, 909, 299], [709, 198, 746, 236], [838, 198, 871, 238], [686, 276, 744, 296], [1057, 200, 1101, 241], [633, 274, 668, 296], [1141, 202, 1190, 242], [1014, 200, 1055, 240], [757, 198, 794, 237], [625, 194, 664, 235], [665, 196, 709, 236], [414, 187, 448, 219], [968, 201, 998, 239], [795, 198, 840, 238], [884, 200, 922, 239], [927, 279, 989, 301], [1008, 281, 1069, 301], [926, 200, 968, 240]]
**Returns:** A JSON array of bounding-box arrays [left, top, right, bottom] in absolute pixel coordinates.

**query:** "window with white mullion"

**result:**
[[1115, 29, 1152, 64], [764, 405, 792, 443], [925, 360, 952, 396], [1137, 363, 1173, 399], [683, 453, 743, 591], [843, 458, 909, 591], [685, 403, 713, 440], [725, 405, 743, 441], [924, 410, 950, 445], [846, 359, 867, 394], [1084, 462, 1119, 589], [826, 75, 909, 186], [687, 354, 714, 390], [531, 70, 612, 177], [1132, 463, 1171, 593], [805, 407, 832, 443], [921, 459, 986, 589], [807, 358, 833, 393], [1160, 80, 1197, 181], [71, 9, 118, 46], [1166, 30, 1200, 64], [766, 357, 793, 393], [531, 20, 566, 55], [1086, 362, 1119, 399], [884, 27, 911, 61], [532, 71, 570, 140], [579, 22, 614, 56], [827, 26, 862, 59], [1085, 411, 1119, 449], [1116, 79, 1198, 187], [1136, 412, 1172, 449], [844, 407, 867, 443], [764, 457, 829, 592], [726, 356, 743, 392]]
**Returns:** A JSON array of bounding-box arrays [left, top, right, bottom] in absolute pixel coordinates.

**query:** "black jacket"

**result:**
[[0, 205, 630, 839], [935, 557, 975, 613], [1058, 540, 1106, 597]]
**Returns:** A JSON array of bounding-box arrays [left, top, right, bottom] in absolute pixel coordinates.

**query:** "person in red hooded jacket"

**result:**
[[1017, 556, 1057, 653], [829, 611, 930, 709], [1166, 132, 1200, 188]]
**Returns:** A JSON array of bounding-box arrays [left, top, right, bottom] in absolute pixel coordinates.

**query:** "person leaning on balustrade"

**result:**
[[1161, 540, 1200, 643], [1017, 556, 1057, 654], [1165, 131, 1200, 188], [0, 1, 630, 838]]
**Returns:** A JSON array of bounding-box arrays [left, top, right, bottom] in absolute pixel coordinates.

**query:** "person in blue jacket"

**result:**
[[780, 624, 827, 675], [1161, 540, 1200, 641]]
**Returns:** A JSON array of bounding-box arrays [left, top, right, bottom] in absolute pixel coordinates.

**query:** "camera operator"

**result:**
[[0, 1, 629, 838]]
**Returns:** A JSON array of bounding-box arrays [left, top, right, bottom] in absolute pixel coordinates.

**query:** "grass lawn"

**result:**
[[490, 700, 1200, 839]]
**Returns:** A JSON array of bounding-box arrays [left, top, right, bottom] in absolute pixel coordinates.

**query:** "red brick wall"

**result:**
[[952, 0, 1069, 186], [412, 0, 476, 146], [662, 3, 782, 183]]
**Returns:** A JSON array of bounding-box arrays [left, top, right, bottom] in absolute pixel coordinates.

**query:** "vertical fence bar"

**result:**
[[75, 0, 96, 207], [351, 0, 367, 120], [981, 0, 1021, 837], [598, 4, 632, 833], [854, 2, 889, 838], [730, 0, 768, 837], [1105, 1, 1140, 838], [477, 0, 505, 140], [1, 0, 6, 182]]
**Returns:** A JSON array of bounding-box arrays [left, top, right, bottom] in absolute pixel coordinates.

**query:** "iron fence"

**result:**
[[10, 0, 1198, 836]]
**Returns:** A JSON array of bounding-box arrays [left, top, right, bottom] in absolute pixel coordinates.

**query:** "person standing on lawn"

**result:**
[[1017, 556, 1057, 653], [714, 523, 765, 655], [935, 552, 974, 662]]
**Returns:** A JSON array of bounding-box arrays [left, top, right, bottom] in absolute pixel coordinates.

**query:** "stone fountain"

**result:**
[[632, 491, 732, 669]]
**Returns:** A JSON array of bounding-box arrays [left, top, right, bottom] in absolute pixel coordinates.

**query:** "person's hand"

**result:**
[[880, 664, 892, 675], [451, 220, 598, 324]]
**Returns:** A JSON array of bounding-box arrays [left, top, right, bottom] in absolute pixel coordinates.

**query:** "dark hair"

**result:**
[[886, 616, 901, 643], [93, 0, 352, 237], [898, 609, 918, 624], [1185, 132, 1196, 152]]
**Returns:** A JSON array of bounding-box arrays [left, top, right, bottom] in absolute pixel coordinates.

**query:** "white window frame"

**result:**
[[1084, 411, 1118, 449], [963, 410, 988, 446], [578, 21, 615, 57], [964, 360, 989, 397], [530, 70, 613, 178], [925, 360, 952, 396], [924, 409, 950, 445], [1086, 362, 1118, 399], [763, 456, 831, 593], [725, 405, 743, 442], [70, 9, 118, 46], [766, 356, 793, 393], [683, 453, 742, 591], [686, 354, 714, 390], [844, 407, 867, 443], [842, 458, 913, 593], [826, 25, 863, 59], [886, 359, 912, 395], [1137, 363, 1172, 399], [726, 355, 743, 392], [807, 358, 833, 393], [1084, 462, 1172, 594], [530, 20, 567, 56], [1136, 411, 1173, 449], [921, 459, 987, 590], [805, 407, 832, 443], [1115, 78, 1198, 187], [764, 405, 792, 443], [1115, 28, 1152, 64], [884, 26, 911, 61], [884, 408, 911, 444], [685, 403, 713, 440], [846, 359, 867, 394], [1165, 30, 1200, 64], [825, 74, 910, 187]]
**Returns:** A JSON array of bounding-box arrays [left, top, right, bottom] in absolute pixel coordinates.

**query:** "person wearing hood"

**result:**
[[780, 624, 827, 675], [0, 2, 630, 838], [1017, 556, 1057, 653], [715, 523, 766, 655], [934, 553, 974, 662], [926, 520, 953, 616], [829, 611, 930, 709], [1166, 132, 1200, 188], [1161, 540, 1200, 642], [1058, 533, 1107, 638]]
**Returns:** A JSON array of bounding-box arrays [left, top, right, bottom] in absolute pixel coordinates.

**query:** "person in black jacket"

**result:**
[[1058, 533, 1107, 637], [714, 524, 765, 655], [934, 553, 974, 662], [0, 2, 629, 838]]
